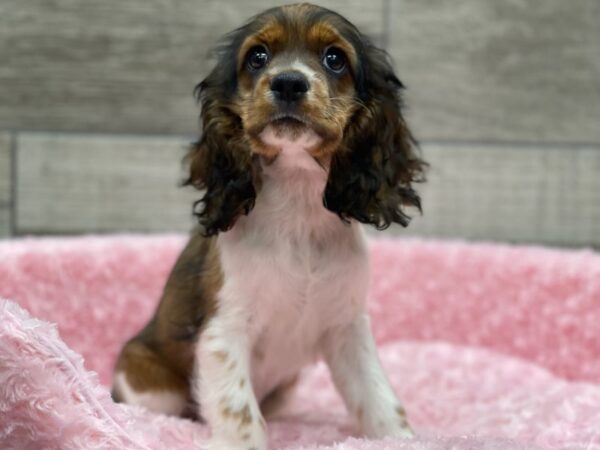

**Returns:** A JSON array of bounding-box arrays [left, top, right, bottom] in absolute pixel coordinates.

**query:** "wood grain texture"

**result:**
[[388, 0, 600, 143], [15, 133, 199, 234], [14, 132, 600, 246], [0, 133, 11, 237], [386, 143, 600, 246], [0, 0, 384, 135]]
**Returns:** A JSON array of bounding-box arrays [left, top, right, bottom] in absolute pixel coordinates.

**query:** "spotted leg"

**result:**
[[195, 308, 267, 450], [321, 312, 413, 439]]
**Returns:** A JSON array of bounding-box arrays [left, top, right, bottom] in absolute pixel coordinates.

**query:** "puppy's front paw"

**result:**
[[368, 422, 414, 440], [203, 437, 265, 450], [390, 424, 414, 438], [364, 405, 414, 439], [392, 406, 414, 438], [203, 425, 267, 450]]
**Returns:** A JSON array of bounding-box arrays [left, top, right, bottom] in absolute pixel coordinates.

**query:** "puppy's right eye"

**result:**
[[247, 45, 270, 71]]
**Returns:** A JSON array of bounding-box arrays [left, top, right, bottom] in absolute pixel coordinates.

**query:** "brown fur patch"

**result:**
[[213, 350, 228, 363], [356, 406, 364, 422], [114, 341, 188, 393], [220, 401, 254, 428], [112, 228, 224, 412], [227, 358, 237, 371], [253, 346, 265, 362], [396, 405, 409, 425], [239, 404, 253, 427]]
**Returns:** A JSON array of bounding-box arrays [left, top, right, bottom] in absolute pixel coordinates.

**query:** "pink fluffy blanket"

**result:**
[[1, 236, 599, 450]]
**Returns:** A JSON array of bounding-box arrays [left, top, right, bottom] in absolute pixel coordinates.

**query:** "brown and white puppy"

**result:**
[[112, 3, 425, 449]]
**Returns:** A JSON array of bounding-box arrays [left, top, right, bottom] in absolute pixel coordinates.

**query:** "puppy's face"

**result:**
[[187, 3, 425, 236], [234, 4, 360, 161]]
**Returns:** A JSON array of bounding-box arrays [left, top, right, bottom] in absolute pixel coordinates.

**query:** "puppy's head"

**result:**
[[186, 3, 425, 236]]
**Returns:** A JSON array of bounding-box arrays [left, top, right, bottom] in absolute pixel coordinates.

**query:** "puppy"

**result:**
[[112, 3, 425, 449]]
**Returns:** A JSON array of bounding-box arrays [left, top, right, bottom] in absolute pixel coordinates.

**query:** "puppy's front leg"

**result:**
[[195, 309, 266, 450], [321, 313, 413, 439]]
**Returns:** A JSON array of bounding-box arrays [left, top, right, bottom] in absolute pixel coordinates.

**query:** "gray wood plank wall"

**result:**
[[0, 0, 599, 246], [15, 133, 197, 234], [389, 0, 600, 143], [0, 134, 11, 236], [403, 143, 600, 246], [0, 0, 384, 135]]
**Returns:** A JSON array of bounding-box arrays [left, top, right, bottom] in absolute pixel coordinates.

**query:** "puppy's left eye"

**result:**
[[322, 47, 346, 74]]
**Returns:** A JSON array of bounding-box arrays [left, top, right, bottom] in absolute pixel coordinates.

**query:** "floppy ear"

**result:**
[[324, 45, 426, 229], [184, 48, 257, 237]]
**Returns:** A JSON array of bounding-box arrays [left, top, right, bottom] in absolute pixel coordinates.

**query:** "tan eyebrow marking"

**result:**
[[237, 21, 287, 72], [306, 22, 357, 67]]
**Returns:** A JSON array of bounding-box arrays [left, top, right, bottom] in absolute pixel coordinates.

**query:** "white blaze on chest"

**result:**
[[216, 128, 370, 400]]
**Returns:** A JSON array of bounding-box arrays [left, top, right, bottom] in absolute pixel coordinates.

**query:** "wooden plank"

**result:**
[[15, 133, 199, 234], [0, 0, 384, 135], [0, 133, 11, 237], [15, 132, 600, 246], [388, 0, 600, 143], [384, 143, 600, 247]]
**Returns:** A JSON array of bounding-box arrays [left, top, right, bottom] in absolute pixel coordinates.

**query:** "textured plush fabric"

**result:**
[[1, 235, 599, 450]]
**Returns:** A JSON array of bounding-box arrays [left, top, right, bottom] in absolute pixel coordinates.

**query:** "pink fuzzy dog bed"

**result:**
[[1, 235, 599, 450]]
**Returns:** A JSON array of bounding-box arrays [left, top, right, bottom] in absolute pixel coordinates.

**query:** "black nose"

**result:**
[[270, 71, 309, 103]]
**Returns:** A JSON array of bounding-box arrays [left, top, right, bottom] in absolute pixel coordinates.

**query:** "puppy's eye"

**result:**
[[246, 45, 270, 71], [322, 47, 346, 74]]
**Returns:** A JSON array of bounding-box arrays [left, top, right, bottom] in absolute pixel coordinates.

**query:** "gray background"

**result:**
[[0, 0, 598, 246]]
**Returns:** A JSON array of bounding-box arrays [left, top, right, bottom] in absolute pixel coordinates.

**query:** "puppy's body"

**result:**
[[219, 129, 369, 403], [113, 130, 375, 446], [113, 4, 424, 449]]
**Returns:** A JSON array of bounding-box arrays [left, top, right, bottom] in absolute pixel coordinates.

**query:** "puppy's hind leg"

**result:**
[[112, 339, 190, 417]]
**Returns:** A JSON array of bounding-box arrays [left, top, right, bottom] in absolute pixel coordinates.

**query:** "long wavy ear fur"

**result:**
[[324, 43, 426, 229], [184, 28, 257, 237]]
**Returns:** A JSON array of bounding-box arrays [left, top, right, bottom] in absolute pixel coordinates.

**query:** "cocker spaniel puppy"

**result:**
[[112, 3, 425, 449]]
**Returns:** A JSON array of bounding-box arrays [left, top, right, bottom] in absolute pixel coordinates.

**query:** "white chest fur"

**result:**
[[195, 130, 412, 450], [215, 131, 370, 400]]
